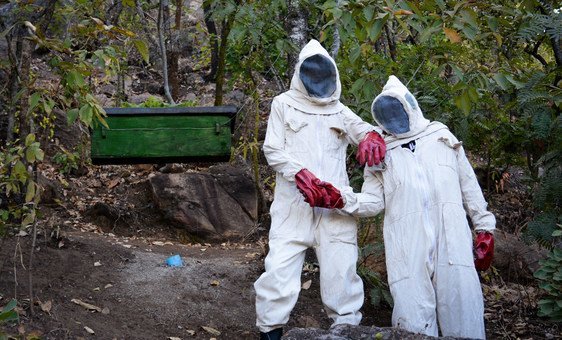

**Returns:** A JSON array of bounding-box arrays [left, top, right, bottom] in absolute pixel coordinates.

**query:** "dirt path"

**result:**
[[0, 230, 388, 339]]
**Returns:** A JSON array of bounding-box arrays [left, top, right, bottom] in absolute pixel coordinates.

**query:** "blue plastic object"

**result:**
[[166, 254, 183, 267]]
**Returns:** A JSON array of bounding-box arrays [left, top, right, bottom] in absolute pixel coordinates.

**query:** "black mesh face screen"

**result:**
[[299, 54, 337, 98], [372, 96, 410, 134]]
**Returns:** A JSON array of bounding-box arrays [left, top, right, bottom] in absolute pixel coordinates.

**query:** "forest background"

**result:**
[[0, 0, 560, 337]]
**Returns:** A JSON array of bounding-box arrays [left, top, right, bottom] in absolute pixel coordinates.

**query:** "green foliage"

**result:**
[[122, 96, 197, 108], [534, 246, 562, 322], [53, 149, 80, 175], [0, 135, 44, 234], [356, 216, 393, 308], [0, 299, 19, 324], [0, 299, 19, 340]]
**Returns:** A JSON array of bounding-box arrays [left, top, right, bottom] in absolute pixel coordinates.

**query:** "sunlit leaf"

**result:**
[[443, 27, 462, 43]]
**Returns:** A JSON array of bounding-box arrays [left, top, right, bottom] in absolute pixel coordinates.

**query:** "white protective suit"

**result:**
[[340, 76, 495, 339], [254, 40, 377, 332]]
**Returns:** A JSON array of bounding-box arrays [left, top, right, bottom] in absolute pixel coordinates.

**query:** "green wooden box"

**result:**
[[91, 106, 236, 165]]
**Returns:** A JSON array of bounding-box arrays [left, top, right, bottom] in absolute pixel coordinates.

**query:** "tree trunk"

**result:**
[[169, 0, 182, 101], [158, 0, 175, 105], [286, 0, 308, 79], [213, 18, 233, 106], [384, 23, 397, 62], [203, 0, 218, 81], [330, 0, 341, 59]]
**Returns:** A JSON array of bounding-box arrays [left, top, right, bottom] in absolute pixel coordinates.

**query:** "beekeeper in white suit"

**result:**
[[254, 39, 386, 340], [313, 75, 495, 339]]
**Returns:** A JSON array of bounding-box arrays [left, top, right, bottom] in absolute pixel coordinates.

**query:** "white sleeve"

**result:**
[[338, 166, 385, 217], [341, 106, 379, 145], [457, 146, 496, 232], [262, 98, 305, 181]]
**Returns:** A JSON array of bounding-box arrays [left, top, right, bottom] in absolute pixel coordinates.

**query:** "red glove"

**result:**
[[318, 181, 344, 209], [295, 169, 329, 207], [474, 232, 494, 271], [295, 169, 344, 209], [357, 131, 386, 167]]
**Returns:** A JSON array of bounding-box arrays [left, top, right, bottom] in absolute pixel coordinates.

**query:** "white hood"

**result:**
[[278, 39, 345, 114], [371, 75, 430, 138]]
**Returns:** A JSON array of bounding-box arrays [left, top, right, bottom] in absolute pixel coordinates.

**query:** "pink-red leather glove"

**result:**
[[318, 181, 344, 209], [357, 131, 386, 167], [295, 169, 344, 209], [295, 169, 329, 207], [474, 232, 494, 271]]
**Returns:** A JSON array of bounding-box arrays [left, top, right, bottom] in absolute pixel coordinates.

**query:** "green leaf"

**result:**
[[122, 0, 135, 7], [65, 70, 85, 89], [25, 133, 35, 147], [363, 7, 375, 22], [350, 78, 367, 97], [21, 211, 35, 227], [29, 92, 41, 112], [25, 181, 35, 203], [369, 288, 381, 307], [133, 39, 150, 64], [67, 108, 79, 125], [368, 15, 388, 42], [552, 230, 562, 237], [1, 299, 16, 313], [13, 160, 27, 180], [454, 91, 471, 116], [460, 9, 478, 29], [493, 73, 510, 91], [487, 17, 498, 32], [79, 104, 94, 126]]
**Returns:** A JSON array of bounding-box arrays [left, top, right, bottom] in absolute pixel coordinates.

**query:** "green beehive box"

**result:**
[[91, 106, 236, 165]]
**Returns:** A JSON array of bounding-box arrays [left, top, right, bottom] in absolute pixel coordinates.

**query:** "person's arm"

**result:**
[[338, 166, 385, 217], [262, 99, 305, 181], [341, 106, 386, 166], [341, 106, 378, 145], [456, 143, 496, 271], [457, 145, 496, 233]]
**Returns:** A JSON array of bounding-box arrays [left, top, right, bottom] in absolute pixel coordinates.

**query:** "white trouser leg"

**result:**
[[254, 237, 308, 333], [389, 275, 439, 336], [315, 212, 364, 326]]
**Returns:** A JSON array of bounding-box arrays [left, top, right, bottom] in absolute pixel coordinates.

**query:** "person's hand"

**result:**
[[474, 232, 494, 271], [295, 169, 343, 209], [357, 131, 386, 167], [318, 181, 344, 209], [295, 169, 329, 207]]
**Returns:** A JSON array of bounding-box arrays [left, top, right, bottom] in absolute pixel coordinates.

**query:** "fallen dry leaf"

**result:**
[[201, 326, 221, 336], [168, 337, 181, 340], [93, 261, 102, 267], [71, 299, 102, 312], [107, 178, 120, 189], [104, 283, 113, 289], [210, 280, 220, 286], [152, 241, 165, 246], [186, 330, 195, 336], [39, 300, 52, 313], [302, 280, 312, 290], [102, 307, 110, 315], [84, 326, 95, 334]]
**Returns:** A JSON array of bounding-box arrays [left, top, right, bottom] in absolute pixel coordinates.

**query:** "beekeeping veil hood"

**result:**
[[371, 75, 430, 138], [279, 39, 345, 114]]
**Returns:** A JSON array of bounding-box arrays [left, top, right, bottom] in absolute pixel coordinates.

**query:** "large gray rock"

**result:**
[[150, 164, 258, 241], [284, 324, 463, 339]]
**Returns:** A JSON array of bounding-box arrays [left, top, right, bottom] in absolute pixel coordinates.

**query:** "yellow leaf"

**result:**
[[302, 280, 312, 290], [443, 27, 462, 43], [393, 9, 413, 16], [201, 326, 221, 336]]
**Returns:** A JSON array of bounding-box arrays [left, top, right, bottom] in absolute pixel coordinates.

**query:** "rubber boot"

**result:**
[[260, 328, 283, 340]]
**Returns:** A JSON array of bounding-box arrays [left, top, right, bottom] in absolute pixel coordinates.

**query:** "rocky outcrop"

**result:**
[[284, 324, 462, 339], [150, 163, 258, 241]]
